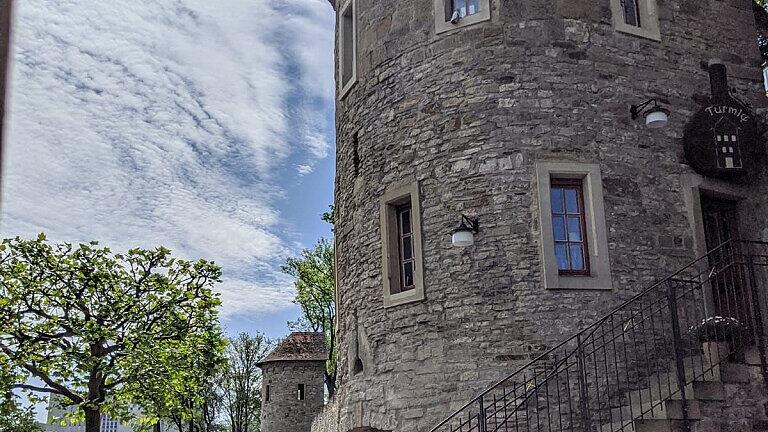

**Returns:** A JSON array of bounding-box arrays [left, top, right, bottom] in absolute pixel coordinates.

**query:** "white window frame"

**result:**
[[434, 0, 491, 35], [610, 0, 661, 41], [536, 162, 613, 290], [338, 0, 357, 98], [380, 181, 425, 307]]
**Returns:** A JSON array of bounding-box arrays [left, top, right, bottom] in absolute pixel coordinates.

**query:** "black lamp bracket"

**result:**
[[630, 98, 658, 120], [456, 214, 479, 234]]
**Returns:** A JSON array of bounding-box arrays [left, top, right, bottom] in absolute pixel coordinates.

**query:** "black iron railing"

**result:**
[[431, 240, 768, 432]]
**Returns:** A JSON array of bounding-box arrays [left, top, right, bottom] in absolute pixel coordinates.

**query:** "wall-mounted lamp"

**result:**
[[452, 214, 479, 247], [630, 99, 670, 129]]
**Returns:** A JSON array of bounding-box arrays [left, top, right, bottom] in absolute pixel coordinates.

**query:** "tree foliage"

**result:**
[[0, 399, 42, 432], [219, 333, 271, 432], [755, 0, 768, 61], [282, 212, 336, 396], [0, 234, 226, 432]]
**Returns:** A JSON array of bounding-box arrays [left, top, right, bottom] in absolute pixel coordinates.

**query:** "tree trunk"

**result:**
[[84, 408, 101, 432]]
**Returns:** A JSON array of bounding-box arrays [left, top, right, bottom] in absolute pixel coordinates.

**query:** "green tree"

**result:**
[[282, 211, 336, 396], [219, 333, 271, 432], [0, 398, 42, 432], [0, 234, 226, 432]]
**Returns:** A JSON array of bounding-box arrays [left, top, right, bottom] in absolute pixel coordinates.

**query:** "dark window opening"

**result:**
[[265, 385, 270, 402], [353, 356, 364, 375], [397, 204, 415, 291], [352, 131, 360, 177], [622, 0, 641, 27], [298, 384, 305, 401], [550, 178, 590, 276]]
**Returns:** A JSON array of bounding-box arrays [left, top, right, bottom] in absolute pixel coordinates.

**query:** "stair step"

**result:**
[[745, 346, 762, 366], [668, 381, 725, 401], [610, 399, 701, 422], [634, 419, 688, 432], [720, 363, 759, 383]]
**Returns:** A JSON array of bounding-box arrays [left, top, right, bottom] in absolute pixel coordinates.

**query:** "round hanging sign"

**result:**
[[683, 100, 763, 180]]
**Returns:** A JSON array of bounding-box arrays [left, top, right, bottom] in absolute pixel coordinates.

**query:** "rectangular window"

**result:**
[[265, 385, 270, 402], [435, 0, 490, 34], [610, 0, 660, 41], [448, 0, 481, 20], [380, 181, 425, 307], [622, 0, 641, 27], [536, 162, 613, 290], [298, 384, 305, 401], [338, 0, 357, 97], [550, 178, 590, 276]]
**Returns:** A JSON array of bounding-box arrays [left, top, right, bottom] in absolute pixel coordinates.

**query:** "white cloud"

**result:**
[[2, 0, 335, 318]]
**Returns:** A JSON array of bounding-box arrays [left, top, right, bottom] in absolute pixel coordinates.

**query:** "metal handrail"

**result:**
[[430, 240, 768, 432]]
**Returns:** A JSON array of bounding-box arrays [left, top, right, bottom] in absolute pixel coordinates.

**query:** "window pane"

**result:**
[[567, 216, 583, 242], [570, 244, 585, 271], [402, 236, 413, 260], [553, 216, 566, 241], [555, 243, 569, 271], [402, 262, 415, 288], [400, 209, 412, 235], [551, 188, 564, 214], [452, 0, 467, 16], [565, 189, 579, 213], [623, 0, 640, 27], [467, 0, 480, 15]]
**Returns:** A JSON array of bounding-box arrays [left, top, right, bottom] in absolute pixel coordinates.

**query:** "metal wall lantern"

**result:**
[[452, 214, 479, 247], [630, 98, 671, 129]]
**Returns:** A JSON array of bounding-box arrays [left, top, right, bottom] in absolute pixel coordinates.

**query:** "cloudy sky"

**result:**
[[2, 0, 336, 338]]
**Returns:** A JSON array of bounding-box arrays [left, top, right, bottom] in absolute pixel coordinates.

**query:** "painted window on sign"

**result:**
[[397, 205, 416, 291], [622, 0, 641, 27], [550, 178, 591, 276]]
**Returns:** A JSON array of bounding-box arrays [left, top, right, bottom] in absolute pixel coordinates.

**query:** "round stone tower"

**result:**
[[258, 332, 327, 432], [329, 0, 768, 431]]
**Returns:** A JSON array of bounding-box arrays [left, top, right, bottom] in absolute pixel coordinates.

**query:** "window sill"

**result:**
[[384, 288, 425, 308], [614, 23, 660, 42], [544, 273, 613, 291], [339, 77, 357, 100]]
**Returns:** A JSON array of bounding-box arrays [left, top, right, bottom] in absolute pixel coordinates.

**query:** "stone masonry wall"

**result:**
[[261, 361, 325, 432], [330, 0, 768, 431]]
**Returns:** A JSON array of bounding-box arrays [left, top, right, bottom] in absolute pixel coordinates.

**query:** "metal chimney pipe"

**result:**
[[708, 58, 729, 101]]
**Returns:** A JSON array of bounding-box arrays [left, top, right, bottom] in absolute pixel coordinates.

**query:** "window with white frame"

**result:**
[[380, 181, 425, 307], [434, 0, 491, 34], [610, 0, 660, 41], [536, 162, 613, 290], [338, 0, 357, 98]]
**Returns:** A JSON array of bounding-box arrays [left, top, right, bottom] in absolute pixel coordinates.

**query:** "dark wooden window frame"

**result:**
[[386, 197, 417, 295], [550, 177, 591, 276]]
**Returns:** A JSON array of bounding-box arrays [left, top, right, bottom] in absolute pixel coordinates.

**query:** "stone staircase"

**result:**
[[600, 344, 768, 432]]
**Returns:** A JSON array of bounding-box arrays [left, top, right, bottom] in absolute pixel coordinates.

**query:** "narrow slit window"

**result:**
[[298, 384, 305, 401], [265, 385, 270, 402], [622, 0, 641, 27], [397, 204, 416, 291], [550, 178, 590, 276]]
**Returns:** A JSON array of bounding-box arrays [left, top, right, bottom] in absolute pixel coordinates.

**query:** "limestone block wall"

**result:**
[[261, 361, 325, 432], [330, 0, 768, 431]]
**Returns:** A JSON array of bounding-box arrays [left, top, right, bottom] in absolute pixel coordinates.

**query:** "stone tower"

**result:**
[[258, 332, 327, 432], [327, 0, 768, 431]]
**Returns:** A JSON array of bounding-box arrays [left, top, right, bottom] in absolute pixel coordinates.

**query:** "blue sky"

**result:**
[[2, 0, 337, 339]]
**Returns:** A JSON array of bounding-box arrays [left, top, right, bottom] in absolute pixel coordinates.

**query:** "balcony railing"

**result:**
[[430, 240, 768, 432]]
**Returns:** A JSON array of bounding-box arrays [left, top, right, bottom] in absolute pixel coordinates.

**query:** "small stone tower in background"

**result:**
[[258, 332, 327, 432]]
